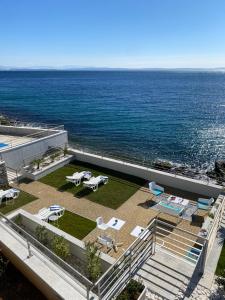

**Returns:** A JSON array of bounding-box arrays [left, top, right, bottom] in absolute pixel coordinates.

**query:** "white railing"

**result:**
[[0, 212, 93, 299]]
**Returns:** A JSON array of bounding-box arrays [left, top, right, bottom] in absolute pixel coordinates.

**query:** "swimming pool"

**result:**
[[0, 142, 8, 148]]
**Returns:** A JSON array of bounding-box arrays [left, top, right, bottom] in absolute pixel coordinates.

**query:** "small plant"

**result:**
[[14, 214, 22, 226], [31, 158, 44, 170], [50, 153, 59, 163], [85, 241, 102, 282], [116, 279, 144, 300], [35, 226, 49, 246], [63, 144, 69, 157], [208, 212, 214, 219], [51, 235, 70, 260], [216, 273, 225, 291]]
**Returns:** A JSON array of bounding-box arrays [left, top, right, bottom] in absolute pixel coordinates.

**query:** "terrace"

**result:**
[[12, 160, 210, 258], [0, 122, 65, 151], [0, 157, 224, 299]]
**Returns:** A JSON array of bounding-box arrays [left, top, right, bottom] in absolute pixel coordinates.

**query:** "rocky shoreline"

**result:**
[[152, 159, 225, 186]]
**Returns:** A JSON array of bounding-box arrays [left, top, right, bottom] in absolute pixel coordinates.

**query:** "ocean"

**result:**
[[1, 70, 225, 175]]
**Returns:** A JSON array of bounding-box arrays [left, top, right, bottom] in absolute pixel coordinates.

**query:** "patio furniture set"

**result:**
[[0, 188, 20, 205], [66, 170, 108, 192], [149, 181, 214, 219], [96, 216, 146, 253], [34, 204, 65, 223]]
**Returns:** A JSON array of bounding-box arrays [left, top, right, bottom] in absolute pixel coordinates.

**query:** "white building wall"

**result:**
[[0, 131, 68, 170]]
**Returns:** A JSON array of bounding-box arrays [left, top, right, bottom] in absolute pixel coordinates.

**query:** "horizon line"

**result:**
[[1, 66, 225, 71]]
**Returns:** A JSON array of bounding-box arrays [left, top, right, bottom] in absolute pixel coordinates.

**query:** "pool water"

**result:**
[[159, 201, 183, 214], [0, 142, 8, 148]]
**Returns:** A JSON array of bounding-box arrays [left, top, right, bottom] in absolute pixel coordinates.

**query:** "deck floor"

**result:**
[[12, 180, 207, 258], [0, 134, 34, 149]]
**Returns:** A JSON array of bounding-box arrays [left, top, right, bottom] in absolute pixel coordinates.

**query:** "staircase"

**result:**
[[6, 167, 21, 184], [137, 249, 195, 300]]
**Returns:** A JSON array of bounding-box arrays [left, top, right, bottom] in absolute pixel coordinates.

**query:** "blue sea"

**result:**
[[1, 70, 225, 174]]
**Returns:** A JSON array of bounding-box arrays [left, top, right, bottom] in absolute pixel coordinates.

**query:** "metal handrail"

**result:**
[[0, 212, 93, 296], [94, 218, 156, 288]]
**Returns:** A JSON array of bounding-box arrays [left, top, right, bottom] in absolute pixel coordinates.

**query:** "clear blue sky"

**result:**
[[1, 0, 225, 68]]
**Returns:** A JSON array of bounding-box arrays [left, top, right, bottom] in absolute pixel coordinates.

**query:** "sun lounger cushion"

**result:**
[[197, 203, 210, 210]]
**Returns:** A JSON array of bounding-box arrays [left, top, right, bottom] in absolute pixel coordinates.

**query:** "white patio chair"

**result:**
[[34, 205, 65, 221], [97, 235, 114, 251], [96, 216, 109, 230], [149, 181, 164, 196], [66, 171, 92, 186], [83, 175, 108, 192]]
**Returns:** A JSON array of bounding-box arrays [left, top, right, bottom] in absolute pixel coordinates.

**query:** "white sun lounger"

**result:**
[[83, 175, 108, 192], [66, 171, 92, 186], [0, 188, 20, 205], [34, 205, 65, 221]]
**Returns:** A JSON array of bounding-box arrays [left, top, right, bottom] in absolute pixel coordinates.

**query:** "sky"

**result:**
[[1, 0, 225, 69]]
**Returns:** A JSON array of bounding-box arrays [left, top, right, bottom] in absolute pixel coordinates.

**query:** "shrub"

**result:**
[[35, 226, 49, 246], [14, 214, 22, 226], [208, 212, 214, 219], [116, 279, 144, 300], [51, 235, 70, 260], [85, 241, 101, 282], [50, 153, 59, 163]]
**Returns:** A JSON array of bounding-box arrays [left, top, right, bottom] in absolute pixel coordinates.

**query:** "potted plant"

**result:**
[[116, 279, 145, 300], [31, 158, 44, 170]]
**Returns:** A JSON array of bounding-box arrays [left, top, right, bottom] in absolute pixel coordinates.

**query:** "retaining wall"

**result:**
[[70, 149, 222, 197]]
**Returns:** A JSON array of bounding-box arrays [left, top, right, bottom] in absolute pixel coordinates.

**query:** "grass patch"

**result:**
[[50, 210, 96, 240], [39, 160, 145, 209], [0, 191, 37, 215], [216, 242, 225, 276]]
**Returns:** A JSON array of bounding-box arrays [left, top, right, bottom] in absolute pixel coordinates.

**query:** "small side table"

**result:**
[[48, 215, 59, 225]]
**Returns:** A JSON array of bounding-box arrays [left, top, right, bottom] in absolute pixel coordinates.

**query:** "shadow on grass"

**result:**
[[58, 182, 74, 192], [75, 187, 92, 198]]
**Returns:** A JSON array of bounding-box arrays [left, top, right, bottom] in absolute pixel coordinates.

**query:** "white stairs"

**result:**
[[137, 250, 195, 300], [6, 169, 20, 183]]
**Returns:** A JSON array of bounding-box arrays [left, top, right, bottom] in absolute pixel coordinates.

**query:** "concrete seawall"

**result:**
[[70, 148, 222, 197]]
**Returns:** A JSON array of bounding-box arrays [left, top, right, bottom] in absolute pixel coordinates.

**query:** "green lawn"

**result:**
[[0, 191, 37, 215], [39, 161, 145, 209], [50, 210, 96, 240], [216, 242, 225, 276]]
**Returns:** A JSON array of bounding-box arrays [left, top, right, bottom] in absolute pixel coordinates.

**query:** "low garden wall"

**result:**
[[9, 210, 114, 273], [23, 155, 74, 180], [70, 149, 222, 197]]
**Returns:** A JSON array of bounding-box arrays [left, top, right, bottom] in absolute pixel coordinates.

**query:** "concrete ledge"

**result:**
[[23, 155, 74, 180], [70, 148, 222, 197]]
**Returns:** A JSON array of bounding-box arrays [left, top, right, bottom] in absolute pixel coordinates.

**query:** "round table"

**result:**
[[48, 215, 59, 224]]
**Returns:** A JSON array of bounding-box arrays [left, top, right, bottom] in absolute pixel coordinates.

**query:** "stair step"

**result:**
[[138, 270, 180, 300], [146, 258, 190, 284]]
